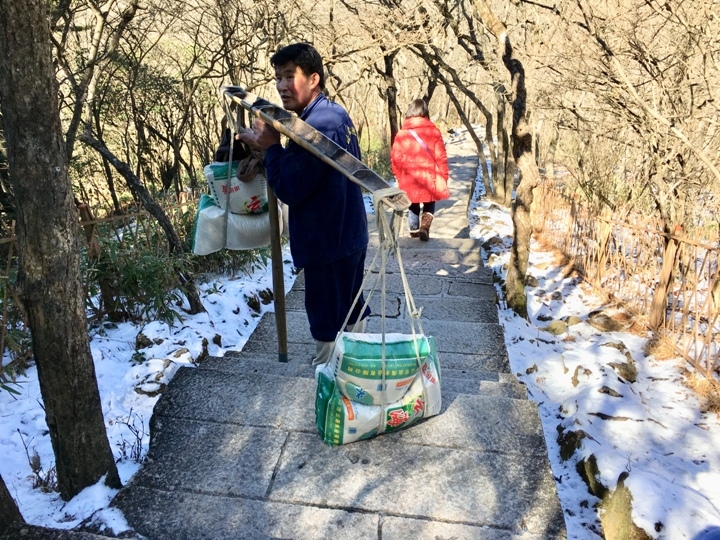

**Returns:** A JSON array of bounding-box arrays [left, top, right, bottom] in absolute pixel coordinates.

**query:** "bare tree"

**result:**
[[542, 0, 720, 326], [473, 0, 540, 318], [0, 0, 121, 500], [0, 473, 22, 534]]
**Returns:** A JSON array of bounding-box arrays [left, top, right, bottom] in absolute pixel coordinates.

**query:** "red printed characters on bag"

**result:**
[[387, 409, 410, 428], [421, 363, 436, 384], [221, 184, 241, 195], [246, 195, 262, 212], [413, 397, 424, 414]]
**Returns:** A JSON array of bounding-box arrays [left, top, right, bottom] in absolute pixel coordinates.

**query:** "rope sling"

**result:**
[[220, 98, 266, 249], [334, 188, 428, 434], [219, 92, 430, 436]]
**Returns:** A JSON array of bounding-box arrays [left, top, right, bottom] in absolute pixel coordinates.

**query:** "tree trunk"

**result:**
[[0, 473, 23, 534], [473, 0, 541, 318], [381, 50, 399, 145], [494, 84, 509, 205], [93, 107, 121, 214], [0, 0, 121, 500], [412, 44, 491, 183], [544, 121, 559, 182], [594, 206, 613, 286], [649, 225, 681, 330]]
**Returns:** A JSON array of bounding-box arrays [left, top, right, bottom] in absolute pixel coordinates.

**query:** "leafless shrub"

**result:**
[[17, 429, 57, 493], [115, 409, 145, 464]]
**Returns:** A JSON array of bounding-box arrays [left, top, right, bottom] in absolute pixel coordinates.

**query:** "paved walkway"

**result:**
[[107, 133, 567, 539]]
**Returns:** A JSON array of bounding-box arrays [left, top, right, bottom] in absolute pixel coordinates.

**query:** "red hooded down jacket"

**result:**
[[390, 116, 450, 204]]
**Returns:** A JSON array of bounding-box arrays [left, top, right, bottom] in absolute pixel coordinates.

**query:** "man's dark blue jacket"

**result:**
[[263, 94, 368, 269]]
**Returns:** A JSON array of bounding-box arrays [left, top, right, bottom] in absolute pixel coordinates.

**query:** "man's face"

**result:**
[[274, 62, 320, 114]]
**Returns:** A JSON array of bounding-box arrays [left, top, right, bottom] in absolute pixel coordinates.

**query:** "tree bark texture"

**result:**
[[649, 226, 681, 330], [473, 0, 540, 318], [0, 0, 121, 500], [382, 51, 400, 145], [494, 84, 510, 206], [0, 473, 23, 534]]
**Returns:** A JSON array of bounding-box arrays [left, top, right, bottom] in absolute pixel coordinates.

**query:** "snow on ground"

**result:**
[[468, 191, 720, 540], [0, 254, 296, 534], [2, 145, 720, 538]]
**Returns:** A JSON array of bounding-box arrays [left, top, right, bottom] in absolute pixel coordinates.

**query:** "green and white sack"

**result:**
[[204, 160, 268, 215], [315, 333, 442, 446], [328, 332, 435, 405], [314, 186, 442, 446], [191, 193, 287, 255]]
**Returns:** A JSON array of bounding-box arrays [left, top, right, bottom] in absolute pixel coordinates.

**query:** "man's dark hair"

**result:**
[[405, 99, 429, 119], [271, 43, 326, 90]]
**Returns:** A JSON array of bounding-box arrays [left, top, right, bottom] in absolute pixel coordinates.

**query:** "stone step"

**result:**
[[290, 263, 497, 299], [150, 368, 535, 450], [201, 353, 527, 399], [0, 524, 137, 540], [113, 484, 558, 540], [235, 338, 511, 375], [244, 310, 508, 358], [207, 351, 516, 383], [284, 288, 499, 324], [113, 369, 563, 539], [368, 235, 481, 252]]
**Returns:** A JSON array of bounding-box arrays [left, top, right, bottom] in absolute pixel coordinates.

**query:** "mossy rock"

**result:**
[[135, 332, 153, 349], [564, 315, 583, 326], [588, 313, 624, 332], [575, 453, 608, 499], [609, 361, 638, 383], [600, 473, 653, 540], [542, 320, 568, 335], [557, 428, 587, 461]]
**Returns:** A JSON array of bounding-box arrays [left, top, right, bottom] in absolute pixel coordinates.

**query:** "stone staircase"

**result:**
[[110, 232, 567, 539], [2, 132, 567, 539]]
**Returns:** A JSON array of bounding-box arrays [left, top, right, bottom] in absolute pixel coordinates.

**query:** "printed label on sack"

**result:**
[[204, 161, 268, 215], [315, 335, 443, 446], [332, 333, 431, 405]]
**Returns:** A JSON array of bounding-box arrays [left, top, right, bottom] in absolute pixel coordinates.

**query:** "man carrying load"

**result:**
[[239, 43, 370, 365]]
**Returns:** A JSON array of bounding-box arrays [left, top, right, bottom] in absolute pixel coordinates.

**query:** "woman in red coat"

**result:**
[[390, 99, 450, 240]]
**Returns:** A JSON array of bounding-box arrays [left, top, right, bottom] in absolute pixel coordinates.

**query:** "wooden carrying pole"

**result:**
[[223, 95, 288, 363], [220, 85, 410, 210], [266, 188, 288, 362]]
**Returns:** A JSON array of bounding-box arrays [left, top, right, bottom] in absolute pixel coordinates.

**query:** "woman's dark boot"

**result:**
[[419, 212, 433, 241]]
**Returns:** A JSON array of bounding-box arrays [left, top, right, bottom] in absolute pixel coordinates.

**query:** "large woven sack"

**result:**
[[204, 160, 268, 214], [315, 333, 442, 446], [191, 194, 286, 255], [328, 332, 434, 405]]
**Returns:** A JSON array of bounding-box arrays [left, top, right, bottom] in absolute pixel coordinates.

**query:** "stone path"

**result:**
[[3, 132, 567, 539]]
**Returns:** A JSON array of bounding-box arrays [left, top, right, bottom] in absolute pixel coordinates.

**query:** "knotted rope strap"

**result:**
[[336, 187, 428, 435]]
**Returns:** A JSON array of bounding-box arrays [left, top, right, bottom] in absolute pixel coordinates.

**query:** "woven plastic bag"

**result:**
[[315, 333, 442, 446], [328, 332, 434, 405], [204, 160, 268, 214], [191, 194, 286, 255], [313, 187, 441, 446]]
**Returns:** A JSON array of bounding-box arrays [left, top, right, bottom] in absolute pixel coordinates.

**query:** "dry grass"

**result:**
[[533, 234, 570, 265], [643, 334, 678, 361], [612, 311, 646, 336], [684, 373, 720, 415]]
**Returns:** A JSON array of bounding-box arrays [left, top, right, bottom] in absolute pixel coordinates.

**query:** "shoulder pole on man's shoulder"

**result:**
[[220, 85, 410, 212]]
